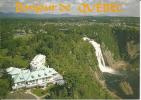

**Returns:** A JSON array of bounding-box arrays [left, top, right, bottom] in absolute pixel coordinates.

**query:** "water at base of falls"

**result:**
[[83, 37, 118, 74]]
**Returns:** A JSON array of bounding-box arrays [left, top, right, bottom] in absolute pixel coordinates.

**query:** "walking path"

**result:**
[[26, 89, 40, 100]]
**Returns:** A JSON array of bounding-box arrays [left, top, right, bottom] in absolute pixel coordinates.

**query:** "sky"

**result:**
[[0, 0, 140, 17]]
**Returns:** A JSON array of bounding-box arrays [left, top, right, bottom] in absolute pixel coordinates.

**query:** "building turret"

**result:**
[[30, 54, 46, 71]]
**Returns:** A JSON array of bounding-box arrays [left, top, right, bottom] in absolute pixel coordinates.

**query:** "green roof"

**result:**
[[7, 65, 58, 83]]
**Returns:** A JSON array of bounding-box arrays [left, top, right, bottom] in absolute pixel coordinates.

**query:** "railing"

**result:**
[[12, 85, 25, 89], [12, 76, 64, 89]]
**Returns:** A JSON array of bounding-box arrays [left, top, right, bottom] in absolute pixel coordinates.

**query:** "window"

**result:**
[[52, 73, 57, 76], [26, 82, 28, 84], [17, 82, 21, 85], [38, 74, 41, 77], [31, 75, 34, 78]]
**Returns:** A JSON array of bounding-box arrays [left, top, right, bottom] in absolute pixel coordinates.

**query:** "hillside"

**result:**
[[0, 17, 139, 99]]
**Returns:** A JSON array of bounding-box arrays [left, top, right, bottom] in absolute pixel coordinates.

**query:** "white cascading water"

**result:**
[[83, 37, 118, 74]]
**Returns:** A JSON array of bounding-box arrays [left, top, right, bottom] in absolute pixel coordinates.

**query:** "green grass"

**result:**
[[31, 88, 47, 97]]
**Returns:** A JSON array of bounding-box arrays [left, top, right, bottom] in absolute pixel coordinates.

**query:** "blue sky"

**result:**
[[0, 0, 139, 16]]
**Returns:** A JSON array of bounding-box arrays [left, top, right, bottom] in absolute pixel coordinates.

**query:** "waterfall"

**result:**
[[83, 37, 118, 74]]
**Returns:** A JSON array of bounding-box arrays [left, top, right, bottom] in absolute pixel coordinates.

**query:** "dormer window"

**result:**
[[31, 75, 34, 78], [38, 74, 41, 77]]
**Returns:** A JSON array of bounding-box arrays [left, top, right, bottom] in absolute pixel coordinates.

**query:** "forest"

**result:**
[[0, 16, 139, 99]]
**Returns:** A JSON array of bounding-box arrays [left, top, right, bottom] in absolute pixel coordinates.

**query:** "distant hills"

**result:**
[[0, 12, 139, 19], [0, 12, 80, 18]]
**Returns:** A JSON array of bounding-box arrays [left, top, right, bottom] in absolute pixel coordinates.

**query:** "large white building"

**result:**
[[6, 54, 64, 90]]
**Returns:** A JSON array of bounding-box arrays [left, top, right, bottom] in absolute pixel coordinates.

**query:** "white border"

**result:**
[[139, 1, 141, 99]]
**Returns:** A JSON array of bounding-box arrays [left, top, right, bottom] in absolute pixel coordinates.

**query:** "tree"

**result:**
[[0, 79, 11, 99]]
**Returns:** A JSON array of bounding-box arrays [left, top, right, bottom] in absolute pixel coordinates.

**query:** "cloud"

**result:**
[[0, 0, 139, 17]]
